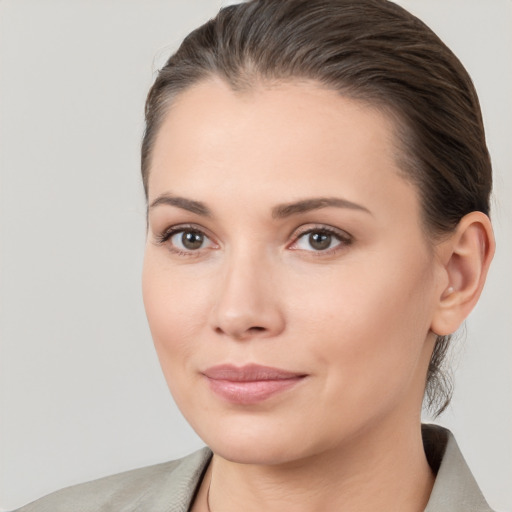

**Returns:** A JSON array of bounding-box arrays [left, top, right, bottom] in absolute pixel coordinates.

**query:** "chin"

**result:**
[[190, 414, 324, 466], [210, 436, 308, 466]]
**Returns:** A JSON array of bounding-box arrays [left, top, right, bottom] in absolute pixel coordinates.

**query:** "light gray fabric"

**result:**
[[423, 426, 493, 512], [15, 425, 493, 511], [15, 448, 212, 512]]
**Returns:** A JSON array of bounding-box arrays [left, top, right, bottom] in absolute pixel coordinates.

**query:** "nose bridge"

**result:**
[[211, 243, 284, 339]]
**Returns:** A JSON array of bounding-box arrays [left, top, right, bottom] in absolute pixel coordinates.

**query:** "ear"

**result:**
[[430, 211, 495, 336]]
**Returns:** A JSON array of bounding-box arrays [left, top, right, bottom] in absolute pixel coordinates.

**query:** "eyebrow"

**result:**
[[149, 194, 212, 217], [148, 194, 370, 219], [272, 197, 371, 219]]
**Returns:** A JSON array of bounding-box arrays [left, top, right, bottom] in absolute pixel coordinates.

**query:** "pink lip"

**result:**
[[202, 364, 307, 405]]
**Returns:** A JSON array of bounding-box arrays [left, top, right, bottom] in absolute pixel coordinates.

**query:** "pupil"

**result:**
[[182, 231, 203, 250], [309, 232, 331, 250]]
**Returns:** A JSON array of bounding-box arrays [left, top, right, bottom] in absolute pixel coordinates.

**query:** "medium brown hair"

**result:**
[[141, 0, 492, 416]]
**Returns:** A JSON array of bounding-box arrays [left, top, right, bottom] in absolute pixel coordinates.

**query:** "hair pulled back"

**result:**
[[142, 0, 492, 416]]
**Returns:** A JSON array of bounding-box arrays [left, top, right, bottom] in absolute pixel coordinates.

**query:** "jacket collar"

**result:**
[[423, 424, 492, 511], [173, 425, 492, 511]]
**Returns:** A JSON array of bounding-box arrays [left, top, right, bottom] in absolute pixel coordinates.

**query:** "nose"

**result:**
[[210, 251, 286, 341]]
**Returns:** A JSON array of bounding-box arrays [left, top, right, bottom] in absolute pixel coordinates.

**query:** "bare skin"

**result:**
[[194, 418, 435, 512], [142, 78, 494, 512]]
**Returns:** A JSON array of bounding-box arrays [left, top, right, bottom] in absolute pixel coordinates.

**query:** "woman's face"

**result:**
[[142, 78, 442, 464]]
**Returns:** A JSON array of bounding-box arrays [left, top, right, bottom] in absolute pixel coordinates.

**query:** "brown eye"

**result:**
[[166, 229, 214, 252], [292, 227, 351, 253], [181, 231, 204, 250], [308, 232, 332, 250]]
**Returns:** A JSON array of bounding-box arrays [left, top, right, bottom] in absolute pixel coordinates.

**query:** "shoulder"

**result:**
[[15, 447, 212, 512]]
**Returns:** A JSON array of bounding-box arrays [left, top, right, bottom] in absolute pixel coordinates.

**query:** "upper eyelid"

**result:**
[[157, 223, 208, 235], [154, 223, 214, 244], [290, 224, 352, 241]]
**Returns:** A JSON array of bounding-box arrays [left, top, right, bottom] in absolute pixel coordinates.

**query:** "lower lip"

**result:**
[[206, 377, 305, 405]]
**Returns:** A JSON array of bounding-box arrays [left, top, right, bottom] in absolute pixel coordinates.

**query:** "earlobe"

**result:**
[[430, 211, 495, 336]]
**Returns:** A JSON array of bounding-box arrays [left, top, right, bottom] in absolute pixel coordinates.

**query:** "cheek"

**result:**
[[287, 256, 433, 399], [142, 253, 211, 365]]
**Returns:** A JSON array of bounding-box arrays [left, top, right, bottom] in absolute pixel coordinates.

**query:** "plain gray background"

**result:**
[[0, 1, 510, 510]]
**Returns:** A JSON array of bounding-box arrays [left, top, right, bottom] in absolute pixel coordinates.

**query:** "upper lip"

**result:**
[[202, 364, 306, 382]]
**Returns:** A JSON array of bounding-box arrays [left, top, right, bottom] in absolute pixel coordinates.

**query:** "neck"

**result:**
[[204, 419, 434, 512]]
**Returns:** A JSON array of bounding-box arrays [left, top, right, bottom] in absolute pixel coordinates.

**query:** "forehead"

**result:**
[[152, 78, 399, 163], [148, 77, 419, 221]]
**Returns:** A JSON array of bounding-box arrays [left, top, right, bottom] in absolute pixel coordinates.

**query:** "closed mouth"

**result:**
[[202, 364, 307, 404]]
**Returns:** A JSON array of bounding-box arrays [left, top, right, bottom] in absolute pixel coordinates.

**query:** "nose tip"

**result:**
[[210, 262, 285, 341]]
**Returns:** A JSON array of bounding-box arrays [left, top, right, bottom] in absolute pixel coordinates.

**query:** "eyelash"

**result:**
[[154, 224, 353, 257]]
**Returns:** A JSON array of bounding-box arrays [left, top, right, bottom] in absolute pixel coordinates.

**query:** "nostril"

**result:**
[[214, 325, 266, 338]]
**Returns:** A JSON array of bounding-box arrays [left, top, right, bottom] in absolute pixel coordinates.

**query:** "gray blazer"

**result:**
[[15, 425, 493, 512]]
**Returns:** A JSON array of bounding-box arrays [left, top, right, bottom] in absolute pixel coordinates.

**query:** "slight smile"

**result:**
[[202, 364, 308, 405]]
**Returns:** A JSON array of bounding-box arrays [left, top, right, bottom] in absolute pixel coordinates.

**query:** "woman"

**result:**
[[16, 0, 498, 510]]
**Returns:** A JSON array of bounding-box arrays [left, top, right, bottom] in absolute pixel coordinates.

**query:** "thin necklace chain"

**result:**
[[206, 474, 213, 512]]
